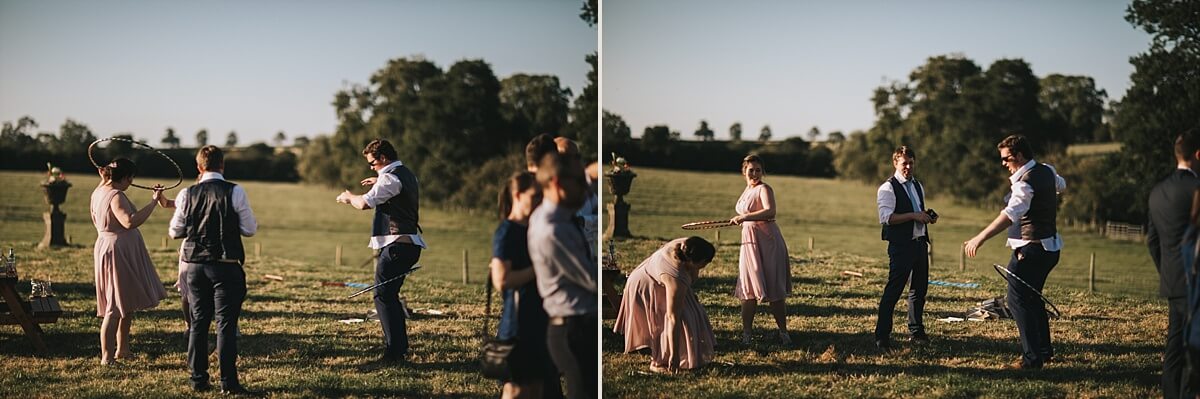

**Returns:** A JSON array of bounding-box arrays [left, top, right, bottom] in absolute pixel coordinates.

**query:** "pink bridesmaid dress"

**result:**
[[734, 183, 791, 302]]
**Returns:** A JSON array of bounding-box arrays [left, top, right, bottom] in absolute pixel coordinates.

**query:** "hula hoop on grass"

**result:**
[[88, 137, 184, 190], [681, 220, 736, 230], [680, 219, 776, 230], [992, 264, 1062, 319]]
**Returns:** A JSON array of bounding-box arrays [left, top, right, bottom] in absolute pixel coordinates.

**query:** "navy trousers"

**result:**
[[547, 314, 597, 399], [875, 238, 929, 341], [1006, 243, 1059, 368], [1166, 297, 1191, 398], [186, 262, 246, 389], [374, 242, 421, 358]]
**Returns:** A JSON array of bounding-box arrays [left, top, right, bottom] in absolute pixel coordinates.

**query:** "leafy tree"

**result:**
[[1109, 0, 1200, 221], [226, 131, 238, 147], [603, 110, 632, 159], [758, 125, 772, 142], [500, 74, 571, 138], [729, 122, 742, 142], [1039, 74, 1107, 144], [807, 126, 821, 142], [564, 53, 598, 162], [58, 119, 96, 155], [580, 0, 597, 26], [293, 136, 310, 147], [827, 131, 846, 143], [274, 131, 287, 147], [162, 127, 181, 149], [641, 125, 673, 153], [196, 129, 208, 147], [694, 120, 714, 141]]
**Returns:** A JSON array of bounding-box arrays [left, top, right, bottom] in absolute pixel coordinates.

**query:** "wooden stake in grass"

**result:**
[[161, 236, 167, 249], [808, 236, 814, 258], [715, 229, 720, 243], [1089, 252, 1096, 293], [255, 242, 262, 258], [335, 244, 343, 267], [462, 248, 469, 284]]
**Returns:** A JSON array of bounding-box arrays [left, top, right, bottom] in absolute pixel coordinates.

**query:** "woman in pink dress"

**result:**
[[730, 154, 792, 345], [614, 236, 716, 373], [90, 158, 168, 365]]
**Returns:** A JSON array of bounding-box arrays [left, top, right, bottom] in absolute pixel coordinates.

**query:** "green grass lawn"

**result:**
[[0, 171, 497, 283], [613, 167, 1157, 298], [602, 167, 1164, 398], [0, 171, 512, 398]]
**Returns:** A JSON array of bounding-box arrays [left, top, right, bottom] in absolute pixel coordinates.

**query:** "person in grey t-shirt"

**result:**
[[528, 152, 597, 399]]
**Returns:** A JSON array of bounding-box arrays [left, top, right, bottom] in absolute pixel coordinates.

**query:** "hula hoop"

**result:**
[[992, 264, 1062, 319], [88, 137, 184, 190], [681, 220, 736, 230], [680, 219, 776, 230]]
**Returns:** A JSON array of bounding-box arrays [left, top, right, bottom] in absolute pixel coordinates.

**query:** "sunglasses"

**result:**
[[366, 158, 379, 167], [999, 155, 1016, 163]]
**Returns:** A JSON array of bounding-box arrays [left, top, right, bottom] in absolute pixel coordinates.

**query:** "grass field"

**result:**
[[0, 171, 497, 283], [612, 167, 1157, 298], [0, 171, 513, 398], [602, 167, 1165, 398]]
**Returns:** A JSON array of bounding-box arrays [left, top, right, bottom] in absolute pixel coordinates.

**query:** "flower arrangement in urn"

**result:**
[[605, 153, 636, 197], [41, 162, 71, 206], [609, 153, 634, 175], [43, 162, 69, 185]]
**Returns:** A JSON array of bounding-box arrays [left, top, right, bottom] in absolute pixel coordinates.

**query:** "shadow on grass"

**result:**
[[606, 326, 1158, 388]]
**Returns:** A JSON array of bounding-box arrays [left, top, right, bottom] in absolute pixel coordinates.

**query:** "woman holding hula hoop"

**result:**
[[730, 154, 792, 345], [90, 158, 168, 365]]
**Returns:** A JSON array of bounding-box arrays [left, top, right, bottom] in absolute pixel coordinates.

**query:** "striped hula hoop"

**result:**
[[87, 137, 184, 190]]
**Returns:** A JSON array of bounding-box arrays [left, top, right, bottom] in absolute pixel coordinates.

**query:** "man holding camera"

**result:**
[[875, 145, 936, 350]]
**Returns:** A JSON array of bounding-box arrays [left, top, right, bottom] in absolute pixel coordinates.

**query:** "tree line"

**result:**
[[0, 118, 301, 183], [603, 114, 835, 177], [837, 0, 1194, 225]]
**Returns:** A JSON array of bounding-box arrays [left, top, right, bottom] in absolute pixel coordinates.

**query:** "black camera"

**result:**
[[925, 208, 939, 222]]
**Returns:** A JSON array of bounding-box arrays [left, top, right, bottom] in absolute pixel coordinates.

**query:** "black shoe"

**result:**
[[380, 353, 410, 363], [909, 333, 930, 345], [875, 339, 892, 351], [221, 385, 263, 397]]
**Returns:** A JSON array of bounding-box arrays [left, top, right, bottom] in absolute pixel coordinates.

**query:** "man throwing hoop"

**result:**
[[336, 139, 426, 363], [964, 134, 1066, 370]]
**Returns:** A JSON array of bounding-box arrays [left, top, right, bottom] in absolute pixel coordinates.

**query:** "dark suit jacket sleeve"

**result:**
[[1148, 213, 1161, 271]]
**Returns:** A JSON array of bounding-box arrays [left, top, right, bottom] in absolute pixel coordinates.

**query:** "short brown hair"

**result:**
[[892, 146, 915, 163], [1175, 128, 1200, 162], [99, 158, 137, 182], [536, 151, 586, 209], [997, 135, 1034, 160], [362, 139, 397, 161], [525, 134, 557, 168], [742, 154, 764, 171], [196, 145, 224, 171]]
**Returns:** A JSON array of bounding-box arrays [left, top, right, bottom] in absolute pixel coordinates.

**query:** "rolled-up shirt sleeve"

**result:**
[[877, 183, 896, 225], [1002, 180, 1034, 224], [168, 188, 188, 239], [233, 186, 257, 236], [360, 173, 402, 209], [1046, 164, 1067, 193]]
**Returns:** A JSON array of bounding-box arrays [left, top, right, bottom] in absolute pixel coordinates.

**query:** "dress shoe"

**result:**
[[380, 352, 411, 363], [1004, 359, 1042, 370], [875, 339, 892, 351], [909, 333, 930, 345]]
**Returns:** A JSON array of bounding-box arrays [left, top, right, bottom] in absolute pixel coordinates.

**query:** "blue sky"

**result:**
[[603, 0, 1151, 140], [0, 0, 596, 146]]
